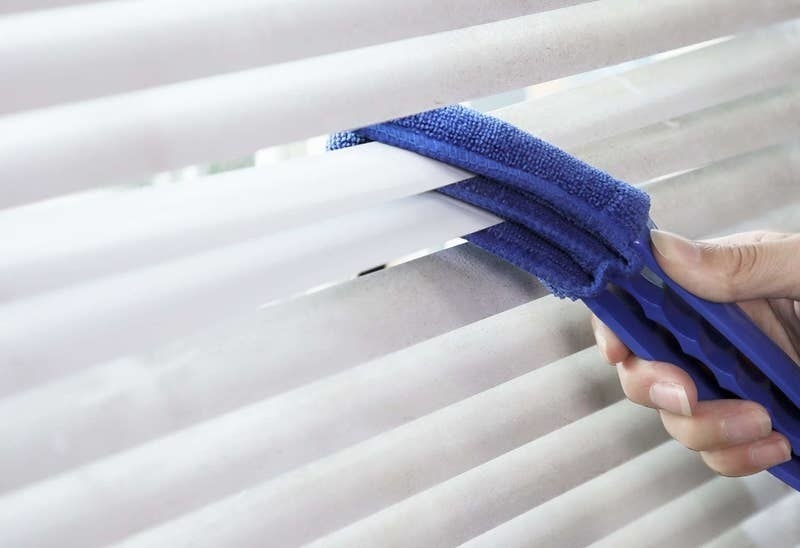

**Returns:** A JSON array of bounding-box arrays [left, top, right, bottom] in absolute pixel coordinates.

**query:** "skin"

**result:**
[[592, 230, 799, 476]]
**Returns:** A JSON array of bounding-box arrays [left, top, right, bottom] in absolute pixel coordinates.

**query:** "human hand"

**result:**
[[592, 230, 799, 476]]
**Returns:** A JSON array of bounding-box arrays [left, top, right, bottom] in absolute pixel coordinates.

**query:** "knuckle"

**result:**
[[708, 242, 760, 299], [681, 436, 706, 452], [661, 416, 703, 451], [749, 231, 774, 243], [699, 452, 740, 477], [618, 374, 650, 408], [737, 400, 769, 418]]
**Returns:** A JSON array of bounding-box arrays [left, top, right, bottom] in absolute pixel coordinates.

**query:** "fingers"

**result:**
[[616, 356, 697, 416], [613, 355, 791, 477], [700, 432, 792, 477], [590, 315, 630, 364], [658, 399, 771, 451], [649, 230, 800, 301]]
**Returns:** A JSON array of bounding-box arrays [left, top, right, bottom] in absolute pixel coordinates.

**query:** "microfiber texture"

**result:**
[[328, 105, 650, 299]]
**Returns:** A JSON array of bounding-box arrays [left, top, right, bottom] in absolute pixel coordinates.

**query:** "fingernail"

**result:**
[[750, 438, 792, 469], [722, 411, 772, 444], [649, 382, 692, 416], [650, 230, 702, 264]]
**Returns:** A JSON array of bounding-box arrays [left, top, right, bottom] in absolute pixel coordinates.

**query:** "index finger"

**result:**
[[591, 314, 632, 365]]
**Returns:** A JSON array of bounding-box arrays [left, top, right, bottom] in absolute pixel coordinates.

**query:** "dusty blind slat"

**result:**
[[1, 0, 798, 208], [0, 0, 588, 114]]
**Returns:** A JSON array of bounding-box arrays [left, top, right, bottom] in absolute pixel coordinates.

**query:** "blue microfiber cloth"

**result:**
[[328, 105, 650, 299], [328, 104, 800, 491]]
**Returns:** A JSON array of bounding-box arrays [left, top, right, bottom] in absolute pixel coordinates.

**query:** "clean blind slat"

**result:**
[[0, 0, 588, 114], [4, 22, 799, 302], [1, 0, 797, 208]]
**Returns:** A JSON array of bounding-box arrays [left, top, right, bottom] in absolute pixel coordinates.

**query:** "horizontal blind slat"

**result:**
[[0, 193, 501, 389], [588, 474, 792, 548], [460, 442, 716, 548], [5, 23, 800, 301], [0, 0, 99, 15], [105, 401, 664, 548], [0, 296, 580, 493], [0, 346, 616, 547], [576, 84, 800, 182], [701, 493, 800, 548], [0, 142, 474, 301], [496, 20, 800, 149], [0, 0, 587, 114], [0, 249, 555, 491], [1, 0, 797, 207], [300, 402, 666, 548]]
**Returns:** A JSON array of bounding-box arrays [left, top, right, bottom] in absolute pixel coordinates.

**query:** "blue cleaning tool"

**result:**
[[329, 105, 800, 490]]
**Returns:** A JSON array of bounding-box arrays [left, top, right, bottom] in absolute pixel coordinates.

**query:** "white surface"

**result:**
[[577, 84, 800, 182], [1, 0, 797, 207], [588, 474, 792, 548], [497, 20, 800, 149], [461, 442, 716, 548], [702, 493, 800, 548], [0, 193, 499, 391], [301, 402, 666, 548], [0, 245, 553, 492], [0, 0, 587, 113], [0, 143, 472, 300], [0, 0, 101, 15], [0, 347, 621, 547]]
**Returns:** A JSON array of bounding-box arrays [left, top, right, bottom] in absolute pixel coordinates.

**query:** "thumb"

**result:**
[[649, 230, 800, 302]]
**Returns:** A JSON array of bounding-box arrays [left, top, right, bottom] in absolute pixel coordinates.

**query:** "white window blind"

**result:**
[[0, 1, 799, 547]]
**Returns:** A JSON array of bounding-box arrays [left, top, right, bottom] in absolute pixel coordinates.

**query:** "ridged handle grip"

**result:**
[[585, 231, 800, 491]]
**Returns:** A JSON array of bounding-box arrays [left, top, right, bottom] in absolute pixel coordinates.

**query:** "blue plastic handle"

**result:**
[[584, 227, 800, 491]]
